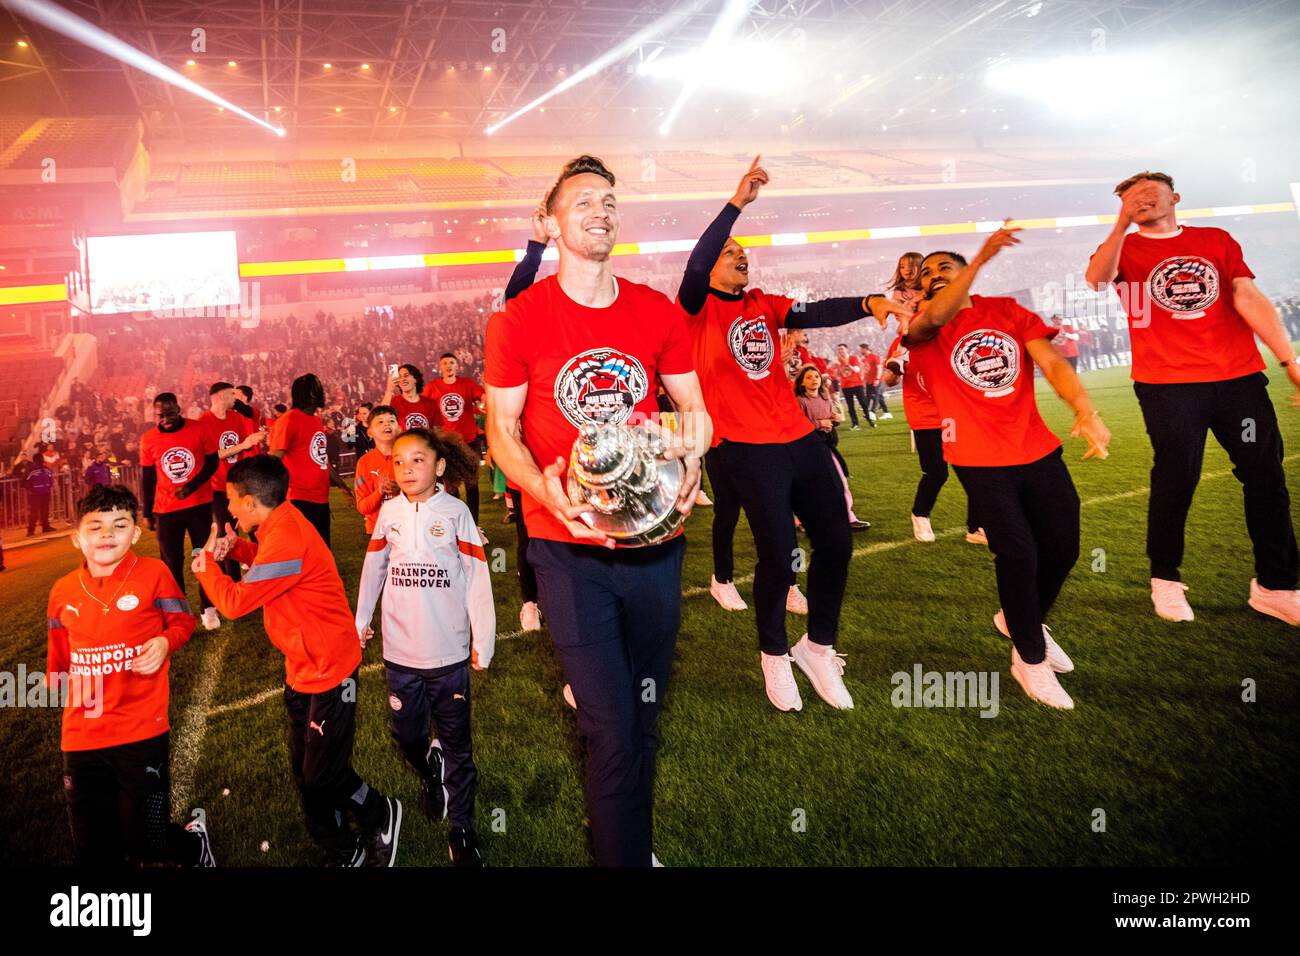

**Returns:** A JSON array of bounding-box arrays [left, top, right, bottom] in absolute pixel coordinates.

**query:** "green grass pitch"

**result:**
[[2, 364, 1297, 866]]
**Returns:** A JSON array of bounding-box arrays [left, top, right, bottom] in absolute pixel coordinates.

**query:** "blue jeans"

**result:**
[[527, 534, 686, 866]]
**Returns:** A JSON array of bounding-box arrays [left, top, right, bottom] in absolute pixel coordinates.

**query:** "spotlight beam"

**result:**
[[485, 0, 710, 135], [1, 0, 286, 136], [657, 0, 756, 135]]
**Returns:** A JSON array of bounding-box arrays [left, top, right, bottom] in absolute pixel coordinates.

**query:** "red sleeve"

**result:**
[[1012, 302, 1056, 342], [195, 531, 301, 619], [198, 421, 217, 456], [138, 431, 156, 467], [46, 587, 70, 686], [657, 305, 694, 376], [354, 458, 385, 517], [765, 293, 797, 331], [153, 566, 196, 654], [228, 535, 259, 566], [469, 380, 485, 403], [1222, 231, 1255, 281], [484, 307, 529, 388], [268, 413, 291, 454]]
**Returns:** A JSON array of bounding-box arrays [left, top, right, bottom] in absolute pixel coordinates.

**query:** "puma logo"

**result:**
[[145, 766, 161, 778], [65, 605, 81, 617], [309, 720, 326, 736], [453, 693, 465, 701]]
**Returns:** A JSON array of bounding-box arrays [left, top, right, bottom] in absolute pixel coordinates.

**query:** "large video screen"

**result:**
[[87, 231, 240, 314]]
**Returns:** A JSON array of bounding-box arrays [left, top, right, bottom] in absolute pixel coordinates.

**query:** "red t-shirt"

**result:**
[[860, 352, 882, 385], [484, 275, 694, 546], [1107, 225, 1263, 384], [423, 377, 484, 442], [139, 419, 216, 513], [832, 355, 864, 389], [887, 332, 942, 430], [681, 288, 813, 447], [269, 408, 330, 504], [200, 410, 252, 492], [390, 394, 442, 433], [906, 296, 1061, 467], [46, 554, 195, 751]]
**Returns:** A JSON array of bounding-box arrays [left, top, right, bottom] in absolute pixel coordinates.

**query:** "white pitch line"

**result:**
[[205, 627, 529, 719], [170, 630, 231, 817], [198, 452, 1297, 722]]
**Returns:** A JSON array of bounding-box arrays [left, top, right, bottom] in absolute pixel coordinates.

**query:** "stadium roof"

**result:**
[[2, 0, 1296, 146]]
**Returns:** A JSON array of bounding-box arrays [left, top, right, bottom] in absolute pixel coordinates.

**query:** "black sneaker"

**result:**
[[448, 826, 482, 867], [364, 796, 402, 867], [326, 842, 365, 867], [420, 740, 448, 822]]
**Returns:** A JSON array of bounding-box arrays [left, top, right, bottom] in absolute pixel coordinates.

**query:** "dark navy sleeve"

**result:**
[[504, 240, 546, 302], [676, 202, 742, 316]]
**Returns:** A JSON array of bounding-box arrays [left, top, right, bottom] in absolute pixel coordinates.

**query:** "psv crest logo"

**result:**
[[309, 431, 328, 467], [405, 413, 430, 429], [160, 446, 196, 483], [440, 393, 464, 422], [553, 347, 648, 428], [1148, 256, 1220, 318], [950, 329, 1021, 398], [727, 315, 775, 379]]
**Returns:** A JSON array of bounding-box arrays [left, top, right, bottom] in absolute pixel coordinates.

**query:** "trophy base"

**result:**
[[567, 456, 687, 547]]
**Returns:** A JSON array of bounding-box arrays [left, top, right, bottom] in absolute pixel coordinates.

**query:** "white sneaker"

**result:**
[[790, 635, 853, 709], [965, 528, 988, 546], [519, 601, 542, 631], [1010, 647, 1073, 709], [911, 514, 935, 542], [710, 576, 748, 611], [760, 652, 803, 712], [562, 683, 576, 709], [1248, 578, 1300, 625], [694, 489, 712, 506], [786, 584, 808, 615], [201, 607, 220, 631], [868, 412, 877, 422], [879, 412, 893, 420], [1151, 578, 1194, 622], [993, 610, 1073, 673], [651, 852, 664, 867]]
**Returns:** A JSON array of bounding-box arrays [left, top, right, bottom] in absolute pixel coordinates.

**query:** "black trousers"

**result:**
[[866, 383, 890, 414], [842, 385, 870, 427], [954, 448, 1080, 665], [446, 477, 481, 523], [63, 732, 199, 866], [385, 661, 476, 829], [506, 488, 538, 603], [704, 447, 742, 583], [912, 428, 979, 533], [211, 491, 241, 581], [155, 502, 213, 612], [711, 431, 853, 654], [283, 668, 385, 860], [290, 499, 331, 547], [27, 492, 52, 534], [528, 535, 685, 867], [1135, 372, 1298, 589]]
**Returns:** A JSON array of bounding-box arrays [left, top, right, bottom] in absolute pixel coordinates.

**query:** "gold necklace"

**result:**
[[78, 554, 139, 616]]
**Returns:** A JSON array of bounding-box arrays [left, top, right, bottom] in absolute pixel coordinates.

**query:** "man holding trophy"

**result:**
[[485, 156, 712, 867]]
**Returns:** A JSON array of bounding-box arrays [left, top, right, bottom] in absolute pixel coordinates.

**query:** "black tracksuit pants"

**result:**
[[1134, 372, 1298, 589], [710, 431, 853, 655], [912, 427, 980, 533], [290, 499, 331, 547], [384, 660, 477, 830], [954, 448, 1080, 665], [211, 491, 242, 581], [283, 668, 387, 861], [155, 502, 213, 612], [506, 488, 538, 603], [704, 447, 742, 583], [62, 732, 201, 866]]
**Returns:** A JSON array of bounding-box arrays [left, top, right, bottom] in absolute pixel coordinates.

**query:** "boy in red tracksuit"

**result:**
[[353, 404, 399, 535], [47, 484, 214, 866], [193, 454, 403, 867]]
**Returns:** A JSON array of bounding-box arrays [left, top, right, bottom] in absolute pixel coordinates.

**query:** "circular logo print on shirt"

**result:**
[[116, 594, 139, 612], [405, 413, 430, 430], [727, 316, 775, 379], [553, 347, 649, 428], [388, 694, 402, 712], [160, 446, 196, 483], [950, 329, 1021, 398], [218, 429, 240, 452], [429, 520, 447, 538], [439, 393, 465, 422], [309, 431, 328, 467], [1147, 256, 1220, 318]]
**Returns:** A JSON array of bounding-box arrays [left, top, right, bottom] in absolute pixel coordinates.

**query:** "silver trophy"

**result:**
[[566, 422, 686, 547]]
